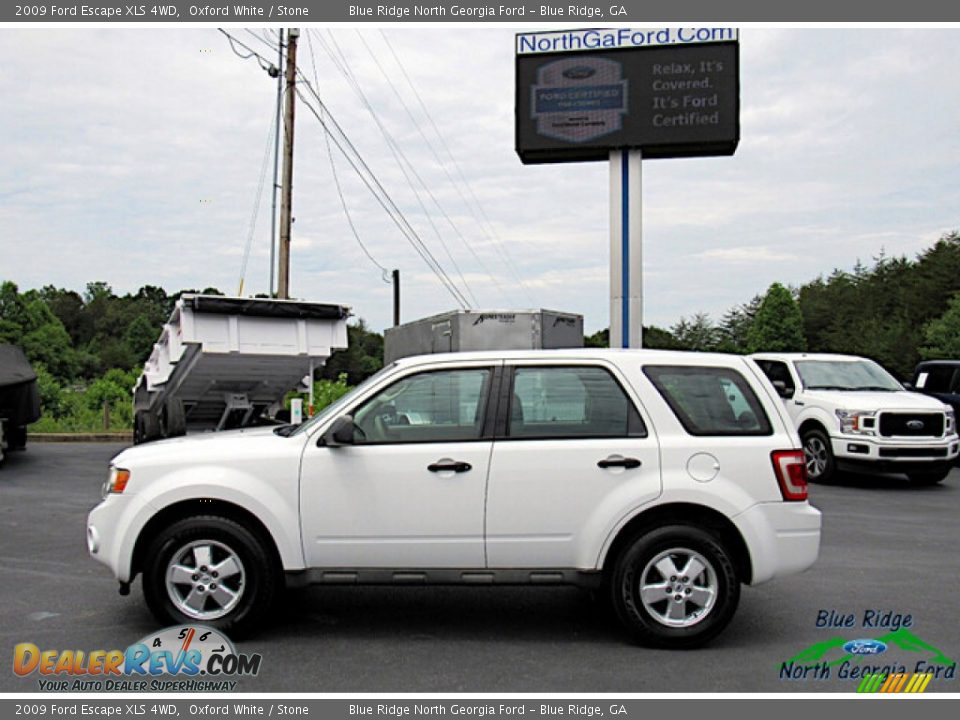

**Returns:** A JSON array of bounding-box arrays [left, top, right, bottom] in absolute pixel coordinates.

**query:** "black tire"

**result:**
[[610, 525, 740, 649], [907, 464, 953, 486], [162, 398, 187, 438], [801, 427, 836, 483], [134, 411, 161, 445], [142, 515, 278, 637]]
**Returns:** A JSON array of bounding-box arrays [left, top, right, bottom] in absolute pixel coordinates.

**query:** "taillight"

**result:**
[[771, 450, 808, 501]]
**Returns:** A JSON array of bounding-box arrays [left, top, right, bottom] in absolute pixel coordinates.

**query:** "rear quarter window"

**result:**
[[643, 365, 773, 436]]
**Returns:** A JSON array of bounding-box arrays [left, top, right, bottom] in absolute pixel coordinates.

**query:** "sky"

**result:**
[[1, 27, 959, 335]]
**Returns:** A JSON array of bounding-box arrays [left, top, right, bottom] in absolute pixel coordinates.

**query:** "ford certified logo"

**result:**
[[906, 420, 925, 430], [843, 639, 887, 656], [562, 66, 596, 80]]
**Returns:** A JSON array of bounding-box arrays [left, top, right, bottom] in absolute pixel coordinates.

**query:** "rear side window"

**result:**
[[509, 366, 646, 439], [644, 365, 773, 436]]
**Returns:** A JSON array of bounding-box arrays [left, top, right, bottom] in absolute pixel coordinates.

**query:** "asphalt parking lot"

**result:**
[[1, 443, 958, 694]]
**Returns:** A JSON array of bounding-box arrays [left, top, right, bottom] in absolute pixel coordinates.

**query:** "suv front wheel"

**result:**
[[142, 515, 278, 636], [610, 525, 740, 648]]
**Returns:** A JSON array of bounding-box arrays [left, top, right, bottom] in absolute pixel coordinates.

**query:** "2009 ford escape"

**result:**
[[87, 349, 821, 648]]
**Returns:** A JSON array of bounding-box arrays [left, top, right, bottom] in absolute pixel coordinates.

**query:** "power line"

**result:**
[[319, 30, 482, 307], [295, 84, 471, 309], [237, 107, 276, 296], [303, 30, 391, 282], [379, 30, 536, 306], [218, 28, 471, 309]]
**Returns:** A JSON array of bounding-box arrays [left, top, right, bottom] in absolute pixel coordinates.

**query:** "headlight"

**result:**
[[836, 409, 877, 435], [102, 467, 131, 498], [947, 410, 956, 434]]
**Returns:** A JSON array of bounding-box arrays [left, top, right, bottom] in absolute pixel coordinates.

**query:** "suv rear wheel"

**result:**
[[142, 515, 277, 636], [610, 525, 740, 648]]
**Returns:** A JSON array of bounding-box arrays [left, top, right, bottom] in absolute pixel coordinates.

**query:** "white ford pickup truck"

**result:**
[[88, 349, 821, 648], [752, 353, 958, 485]]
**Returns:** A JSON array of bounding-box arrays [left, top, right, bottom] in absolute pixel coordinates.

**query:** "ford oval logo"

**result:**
[[562, 66, 596, 80], [906, 420, 924, 430], [843, 639, 887, 656]]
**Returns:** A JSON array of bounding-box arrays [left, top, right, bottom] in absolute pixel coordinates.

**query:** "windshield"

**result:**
[[286, 363, 397, 437], [794, 360, 902, 392]]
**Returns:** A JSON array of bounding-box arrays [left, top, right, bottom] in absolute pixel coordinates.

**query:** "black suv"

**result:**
[[911, 360, 960, 421]]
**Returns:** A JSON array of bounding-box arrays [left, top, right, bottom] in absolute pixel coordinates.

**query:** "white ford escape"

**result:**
[[87, 349, 821, 648]]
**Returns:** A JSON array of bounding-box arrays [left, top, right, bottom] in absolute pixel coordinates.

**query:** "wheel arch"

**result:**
[[600, 502, 753, 585], [797, 417, 830, 438], [131, 499, 284, 581]]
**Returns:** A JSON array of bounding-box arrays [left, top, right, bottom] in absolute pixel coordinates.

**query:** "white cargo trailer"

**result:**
[[384, 309, 584, 363], [132, 295, 349, 443]]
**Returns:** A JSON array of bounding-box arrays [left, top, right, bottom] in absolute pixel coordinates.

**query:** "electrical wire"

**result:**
[[303, 30, 391, 283], [319, 30, 481, 306], [295, 84, 470, 309], [379, 30, 536, 306], [218, 28, 471, 309], [238, 108, 277, 296]]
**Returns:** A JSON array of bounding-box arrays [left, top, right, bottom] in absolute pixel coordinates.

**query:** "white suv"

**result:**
[[87, 349, 820, 648], [752, 353, 959, 485]]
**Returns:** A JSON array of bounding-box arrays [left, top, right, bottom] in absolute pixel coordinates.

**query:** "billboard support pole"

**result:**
[[609, 149, 643, 349]]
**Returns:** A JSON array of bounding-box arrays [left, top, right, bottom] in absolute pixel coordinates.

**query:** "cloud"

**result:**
[[697, 247, 800, 263], [0, 27, 958, 335]]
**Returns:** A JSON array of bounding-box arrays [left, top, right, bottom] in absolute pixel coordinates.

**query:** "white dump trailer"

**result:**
[[132, 294, 349, 443]]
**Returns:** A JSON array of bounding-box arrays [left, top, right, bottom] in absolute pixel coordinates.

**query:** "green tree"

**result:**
[[920, 293, 960, 359], [671, 313, 720, 351], [746, 283, 807, 353], [320, 320, 384, 384]]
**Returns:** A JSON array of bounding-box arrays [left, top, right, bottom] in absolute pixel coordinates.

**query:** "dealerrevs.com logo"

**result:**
[[13, 625, 262, 691]]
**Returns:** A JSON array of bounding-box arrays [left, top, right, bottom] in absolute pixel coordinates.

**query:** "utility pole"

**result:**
[[392, 269, 400, 326], [277, 27, 299, 300], [269, 29, 284, 298]]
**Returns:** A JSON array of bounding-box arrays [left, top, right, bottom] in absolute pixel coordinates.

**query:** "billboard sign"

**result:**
[[516, 28, 740, 164]]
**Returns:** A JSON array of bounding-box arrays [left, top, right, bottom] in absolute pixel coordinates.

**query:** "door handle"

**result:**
[[597, 457, 642, 469], [428, 461, 472, 473]]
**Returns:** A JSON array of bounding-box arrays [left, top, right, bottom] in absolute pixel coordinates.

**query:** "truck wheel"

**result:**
[[802, 428, 835, 483], [134, 411, 161, 445], [907, 464, 953, 486], [142, 515, 278, 636], [610, 525, 739, 649], [162, 398, 187, 438]]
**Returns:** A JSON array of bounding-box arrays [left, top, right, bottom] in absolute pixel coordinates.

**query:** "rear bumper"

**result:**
[[733, 501, 821, 586]]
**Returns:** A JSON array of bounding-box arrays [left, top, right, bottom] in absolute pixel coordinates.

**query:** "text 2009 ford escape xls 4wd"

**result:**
[[87, 350, 820, 648]]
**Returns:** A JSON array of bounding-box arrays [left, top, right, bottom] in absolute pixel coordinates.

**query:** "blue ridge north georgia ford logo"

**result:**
[[531, 57, 628, 143]]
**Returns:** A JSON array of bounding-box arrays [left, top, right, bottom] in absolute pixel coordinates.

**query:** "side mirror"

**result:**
[[320, 415, 355, 447], [772, 380, 794, 399]]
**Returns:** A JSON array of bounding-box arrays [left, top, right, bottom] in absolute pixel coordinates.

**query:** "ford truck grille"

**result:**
[[878, 413, 944, 438]]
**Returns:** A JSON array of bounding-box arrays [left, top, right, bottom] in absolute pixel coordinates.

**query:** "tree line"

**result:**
[[2, 229, 959, 430], [587, 230, 960, 380]]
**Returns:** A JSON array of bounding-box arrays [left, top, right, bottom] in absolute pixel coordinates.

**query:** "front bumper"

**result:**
[[732, 501, 821, 586], [831, 434, 959, 467], [87, 494, 136, 583]]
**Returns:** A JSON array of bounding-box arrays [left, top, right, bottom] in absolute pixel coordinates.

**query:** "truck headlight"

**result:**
[[947, 410, 956, 435], [836, 409, 877, 436], [102, 467, 131, 498]]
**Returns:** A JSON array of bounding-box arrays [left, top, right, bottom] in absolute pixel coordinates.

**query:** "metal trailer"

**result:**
[[132, 294, 349, 443], [384, 309, 584, 363], [0, 344, 41, 465]]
